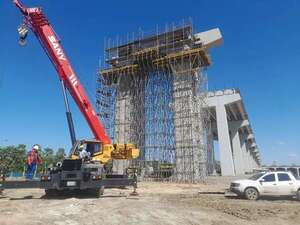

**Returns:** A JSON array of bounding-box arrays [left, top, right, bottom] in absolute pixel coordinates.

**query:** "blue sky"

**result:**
[[1, 0, 299, 165]]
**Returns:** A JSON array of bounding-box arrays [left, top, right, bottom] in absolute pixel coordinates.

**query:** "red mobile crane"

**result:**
[[0, 0, 139, 197]]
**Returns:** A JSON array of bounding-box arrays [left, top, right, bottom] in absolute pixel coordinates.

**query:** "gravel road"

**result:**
[[0, 177, 299, 225]]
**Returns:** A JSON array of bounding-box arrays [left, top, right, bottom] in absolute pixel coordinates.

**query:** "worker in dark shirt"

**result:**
[[26, 145, 42, 180]]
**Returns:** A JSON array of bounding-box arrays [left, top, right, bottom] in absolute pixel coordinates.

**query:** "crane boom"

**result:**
[[13, 0, 111, 144]]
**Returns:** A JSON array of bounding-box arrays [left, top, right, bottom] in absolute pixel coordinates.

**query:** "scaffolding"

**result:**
[[97, 21, 214, 182]]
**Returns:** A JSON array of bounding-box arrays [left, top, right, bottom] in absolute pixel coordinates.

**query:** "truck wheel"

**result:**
[[100, 186, 104, 196], [92, 186, 104, 198], [244, 187, 259, 200]]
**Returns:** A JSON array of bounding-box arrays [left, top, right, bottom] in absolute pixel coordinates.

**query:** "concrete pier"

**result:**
[[205, 89, 261, 176]]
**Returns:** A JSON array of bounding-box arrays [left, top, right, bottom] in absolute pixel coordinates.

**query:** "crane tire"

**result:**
[[45, 189, 59, 197], [92, 186, 104, 198]]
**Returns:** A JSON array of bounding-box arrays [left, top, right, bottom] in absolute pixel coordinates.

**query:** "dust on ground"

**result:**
[[0, 176, 299, 225]]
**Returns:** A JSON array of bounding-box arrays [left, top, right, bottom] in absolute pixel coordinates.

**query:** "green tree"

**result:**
[[37, 147, 55, 173], [55, 148, 65, 163], [0, 145, 27, 176], [43, 147, 55, 166], [0, 145, 67, 176], [38, 147, 66, 172]]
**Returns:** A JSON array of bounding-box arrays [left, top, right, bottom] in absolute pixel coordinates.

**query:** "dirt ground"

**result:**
[[0, 176, 300, 225]]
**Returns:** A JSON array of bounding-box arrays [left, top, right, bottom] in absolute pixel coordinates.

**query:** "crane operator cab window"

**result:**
[[77, 141, 102, 160], [78, 143, 90, 159]]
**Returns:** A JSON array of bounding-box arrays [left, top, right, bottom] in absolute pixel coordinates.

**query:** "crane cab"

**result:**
[[70, 140, 102, 159], [69, 139, 139, 164]]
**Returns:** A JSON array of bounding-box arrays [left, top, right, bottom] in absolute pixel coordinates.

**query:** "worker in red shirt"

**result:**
[[26, 144, 42, 180]]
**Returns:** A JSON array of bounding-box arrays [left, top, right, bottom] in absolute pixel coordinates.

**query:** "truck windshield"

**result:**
[[86, 142, 102, 155], [249, 172, 265, 180]]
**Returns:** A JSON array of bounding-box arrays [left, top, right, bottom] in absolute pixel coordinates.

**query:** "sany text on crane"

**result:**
[[48, 35, 66, 61]]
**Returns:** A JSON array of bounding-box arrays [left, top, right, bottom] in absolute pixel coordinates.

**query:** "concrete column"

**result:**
[[216, 105, 235, 176], [229, 121, 245, 175], [253, 155, 257, 168], [249, 145, 257, 170], [248, 147, 253, 173], [249, 150, 254, 172], [241, 134, 250, 173], [207, 131, 215, 175], [248, 151, 252, 171], [255, 155, 259, 168], [245, 149, 250, 173], [251, 151, 257, 170], [252, 156, 256, 169], [253, 153, 258, 169]]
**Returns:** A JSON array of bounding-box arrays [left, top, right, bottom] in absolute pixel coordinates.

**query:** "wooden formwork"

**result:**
[[133, 48, 159, 62], [100, 64, 139, 77], [153, 47, 211, 69]]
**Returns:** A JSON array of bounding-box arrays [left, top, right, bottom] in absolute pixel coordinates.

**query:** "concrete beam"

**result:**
[[230, 120, 249, 128], [247, 134, 254, 140], [205, 92, 241, 107], [227, 104, 238, 121], [250, 143, 257, 148], [194, 28, 223, 49]]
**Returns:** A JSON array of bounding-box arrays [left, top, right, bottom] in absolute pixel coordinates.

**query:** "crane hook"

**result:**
[[17, 23, 28, 47]]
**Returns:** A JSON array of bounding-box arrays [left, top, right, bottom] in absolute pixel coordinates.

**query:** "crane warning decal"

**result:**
[[48, 35, 66, 61]]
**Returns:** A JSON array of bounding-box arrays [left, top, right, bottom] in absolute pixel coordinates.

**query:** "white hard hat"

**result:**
[[32, 144, 40, 151]]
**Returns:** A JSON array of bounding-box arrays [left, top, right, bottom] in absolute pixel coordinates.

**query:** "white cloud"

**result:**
[[288, 153, 298, 158], [277, 141, 285, 145]]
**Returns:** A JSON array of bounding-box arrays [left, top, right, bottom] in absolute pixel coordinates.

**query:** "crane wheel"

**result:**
[[91, 186, 104, 198], [45, 189, 59, 197]]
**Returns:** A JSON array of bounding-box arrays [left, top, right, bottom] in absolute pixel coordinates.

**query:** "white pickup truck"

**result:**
[[230, 171, 300, 200]]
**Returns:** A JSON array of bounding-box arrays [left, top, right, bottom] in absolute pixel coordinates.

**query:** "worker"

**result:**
[[26, 144, 42, 180], [79, 143, 90, 160]]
